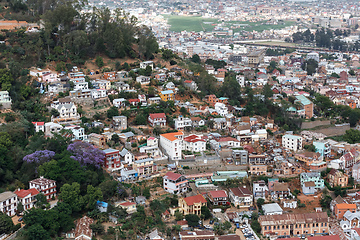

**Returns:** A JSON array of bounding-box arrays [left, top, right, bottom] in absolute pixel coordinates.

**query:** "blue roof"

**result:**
[[161, 90, 174, 94], [96, 201, 108, 208], [295, 95, 312, 106]]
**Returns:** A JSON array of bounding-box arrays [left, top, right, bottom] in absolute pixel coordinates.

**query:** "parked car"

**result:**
[[209, 219, 214, 224], [18, 217, 23, 222]]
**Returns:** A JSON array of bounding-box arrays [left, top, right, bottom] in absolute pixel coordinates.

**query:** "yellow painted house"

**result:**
[[159, 90, 175, 101]]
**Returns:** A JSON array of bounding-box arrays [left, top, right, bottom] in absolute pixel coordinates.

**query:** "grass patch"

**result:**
[[163, 15, 218, 32]]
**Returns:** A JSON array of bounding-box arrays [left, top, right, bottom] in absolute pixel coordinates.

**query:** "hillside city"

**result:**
[[0, 0, 360, 240]]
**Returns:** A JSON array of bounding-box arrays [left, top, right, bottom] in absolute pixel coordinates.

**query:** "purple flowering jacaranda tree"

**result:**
[[23, 150, 56, 164], [67, 141, 104, 168]]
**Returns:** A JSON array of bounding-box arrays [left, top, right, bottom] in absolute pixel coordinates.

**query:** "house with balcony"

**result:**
[[179, 194, 207, 215], [119, 148, 134, 166], [183, 134, 206, 153], [250, 165, 267, 175], [102, 148, 122, 171], [0, 192, 17, 216], [229, 186, 253, 208], [159, 90, 175, 101], [270, 182, 291, 200], [29, 176, 56, 201], [253, 180, 268, 200], [148, 113, 166, 127], [163, 172, 188, 194], [174, 116, 192, 130], [0, 91, 12, 109], [136, 76, 151, 85], [113, 98, 126, 108], [207, 190, 228, 206], [133, 158, 157, 177], [328, 169, 348, 187], [14, 188, 39, 211]]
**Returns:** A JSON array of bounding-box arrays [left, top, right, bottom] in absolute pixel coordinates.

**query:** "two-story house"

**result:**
[[111, 116, 127, 130], [207, 190, 228, 206], [179, 194, 207, 215], [159, 90, 175, 101], [174, 116, 192, 130], [229, 186, 253, 208], [253, 180, 268, 200], [148, 113, 167, 127], [183, 134, 206, 153]]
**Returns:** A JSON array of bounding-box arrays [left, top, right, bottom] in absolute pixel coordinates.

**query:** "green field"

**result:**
[[163, 15, 218, 32]]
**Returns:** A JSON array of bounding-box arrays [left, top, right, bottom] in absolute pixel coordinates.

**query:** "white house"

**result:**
[[236, 75, 245, 87], [140, 61, 154, 70], [136, 76, 151, 85], [214, 102, 228, 116], [44, 122, 63, 137], [183, 134, 206, 152], [113, 98, 126, 108], [160, 131, 184, 160], [74, 81, 89, 90], [119, 148, 134, 165], [0, 192, 18, 216], [174, 116, 192, 130], [64, 125, 86, 140], [14, 188, 40, 211], [91, 89, 107, 99], [163, 172, 188, 194], [55, 103, 79, 119], [148, 113, 167, 127], [282, 134, 303, 152], [32, 122, 45, 132]]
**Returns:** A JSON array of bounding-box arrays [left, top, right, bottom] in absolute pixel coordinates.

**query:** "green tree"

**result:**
[[58, 182, 84, 213], [174, 210, 184, 221], [190, 54, 201, 64], [96, 56, 104, 68], [262, 84, 273, 98], [0, 212, 14, 234], [111, 134, 120, 144], [138, 26, 159, 60], [25, 223, 50, 240], [256, 198, 265, 208], [134, 114, 147, 125], [185, 214, 200, 227], [83, 185, 103, 210], [201, 206, 212, 220], [35, 193, 48, 209]]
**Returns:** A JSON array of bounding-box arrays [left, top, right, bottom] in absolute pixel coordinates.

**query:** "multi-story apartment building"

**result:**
[[295, 95, 314, 119], [163, 172, 188, 194], [102, 148, 121, 171], [282, 134, 303, 152], [160, 131, 184, 160], [29, 176, 57, 201], [14, 188, 39, 211], [179, 194, 207, 215], [249, 154, 267, 165], [148, 113, 167, 127], [174, 116, 192, 130], [0, 192, 17, 216], [133, 158, 157, 176], [300, 172, 325, 189], [328, 169, 348, 188], [253, 180, 268, 200], [92, 79, 111, 90], [232, 150, 248, 165], [259, 212, 329, 237]]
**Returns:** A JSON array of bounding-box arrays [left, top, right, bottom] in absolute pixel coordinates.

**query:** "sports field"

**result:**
[[163, 15, 218, 32]]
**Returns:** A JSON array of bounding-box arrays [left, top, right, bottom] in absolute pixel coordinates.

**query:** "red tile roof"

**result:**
[[217, 137, 239, 142], [184, 134, 206, 143], [32, 122, 44, 126], [164, 172, 182, 181], [14, 188, 40, 198], [149, 113, 166, 119], [230, 186, 252, 197], [119, 201, 136, 207], [208, 190, 227, 198], [183, 194, 207, 206]]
